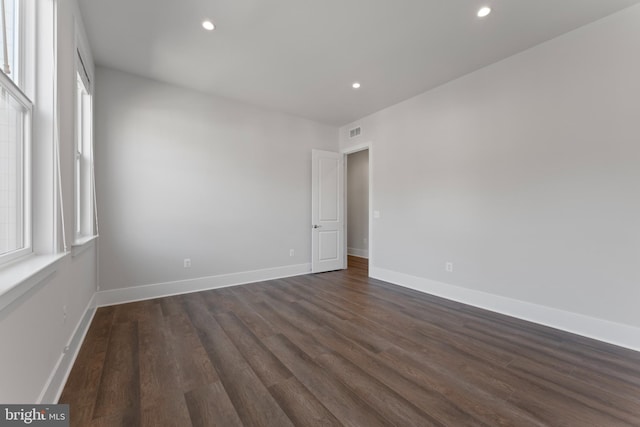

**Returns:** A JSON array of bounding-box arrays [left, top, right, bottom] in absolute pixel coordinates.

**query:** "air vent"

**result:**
[[349, 126, 361, 138]]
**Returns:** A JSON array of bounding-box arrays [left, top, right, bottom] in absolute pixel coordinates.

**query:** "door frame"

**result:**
[[342, 142, 372, 274]]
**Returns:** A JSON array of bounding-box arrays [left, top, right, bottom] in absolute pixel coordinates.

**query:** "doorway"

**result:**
[[346, 148, 369, 273]]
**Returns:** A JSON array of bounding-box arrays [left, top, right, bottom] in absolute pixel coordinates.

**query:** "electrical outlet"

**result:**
[[363, 237, 368, 245], [63, 305, 67, 323], [445, 262, 454, 273], [184, 258, 192, 268], [289, 249, 295, 257]]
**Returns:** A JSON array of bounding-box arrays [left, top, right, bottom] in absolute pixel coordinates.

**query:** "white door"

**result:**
[[311, 149, 345, 273]]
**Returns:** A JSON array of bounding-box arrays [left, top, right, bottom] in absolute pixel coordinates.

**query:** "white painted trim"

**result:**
[[342, 141, 371, 155], [96, 263, 312, 307], [38, 293, 96, 403], [71, 235, 97, 258], [347, 248, 369, 258], [370, 266, 640, 352], [0, 253, 67, 312]]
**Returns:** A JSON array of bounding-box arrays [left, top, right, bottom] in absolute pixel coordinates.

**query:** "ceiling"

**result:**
[[78, 0, 640, 126]]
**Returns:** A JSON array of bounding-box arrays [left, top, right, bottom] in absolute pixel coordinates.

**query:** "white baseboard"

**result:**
[[347, 248, 369, 259], [38, 293, 97, 403], [370, 266, 640, 352], [96, 263, 312, 307]]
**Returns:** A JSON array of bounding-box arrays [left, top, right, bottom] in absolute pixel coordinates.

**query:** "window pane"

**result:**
[[0, 88, 25, 256], [75, 72, 93, 239], [0, 0, 19, 85]]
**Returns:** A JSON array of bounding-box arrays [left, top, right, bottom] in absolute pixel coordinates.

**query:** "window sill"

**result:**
[[0, 253, 67, 312], [72, 235, 98, 258]]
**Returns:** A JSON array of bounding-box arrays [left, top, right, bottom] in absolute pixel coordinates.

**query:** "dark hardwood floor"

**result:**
[[60, 256, 640, 426]]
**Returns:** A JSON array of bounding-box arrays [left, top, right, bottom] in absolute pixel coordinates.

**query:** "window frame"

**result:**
[[1, 0, 23, 88], [0, 0, 33, 267], [0, 0, 74, 312], [73, 48, 94, 244]]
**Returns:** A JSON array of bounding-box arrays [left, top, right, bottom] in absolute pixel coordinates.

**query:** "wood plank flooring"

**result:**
[[60, 256, 640, 426]]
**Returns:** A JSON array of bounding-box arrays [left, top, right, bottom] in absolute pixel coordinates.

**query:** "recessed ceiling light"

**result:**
[[352, 82, 361, 89], [202, 20, 215, 31], [477, 6, 492, 18]]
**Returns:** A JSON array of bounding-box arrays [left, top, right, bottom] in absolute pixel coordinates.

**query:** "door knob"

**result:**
[[313, 224, 322, 229]]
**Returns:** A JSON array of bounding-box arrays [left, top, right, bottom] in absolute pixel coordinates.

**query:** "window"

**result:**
[[1, 0, 20, 87], [0, 0, 32, 264], [74, 52, 94, 242]]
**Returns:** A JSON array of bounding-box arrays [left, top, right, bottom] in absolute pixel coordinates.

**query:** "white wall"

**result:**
[[0, 0, 97, 403], [95, 67, 338, 292], [347, 149, 369, 257], [340, 5, 640, 335], [0, 250, 96, 402]]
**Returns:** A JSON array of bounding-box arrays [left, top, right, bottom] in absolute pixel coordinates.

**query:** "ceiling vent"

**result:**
[[349, 126, 361, 139]]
